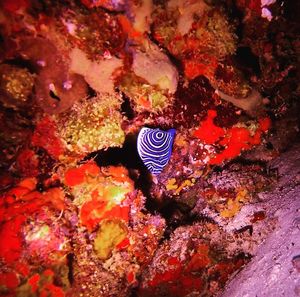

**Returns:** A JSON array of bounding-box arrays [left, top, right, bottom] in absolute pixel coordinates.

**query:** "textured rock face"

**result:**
[[0, 0, 299, 296], [131, 42, 179, 94], [221, 143, 300, 297]]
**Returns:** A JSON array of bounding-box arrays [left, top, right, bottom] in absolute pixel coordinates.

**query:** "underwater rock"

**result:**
[[55, 94, 125, 155], [0, 64, 35, 109]]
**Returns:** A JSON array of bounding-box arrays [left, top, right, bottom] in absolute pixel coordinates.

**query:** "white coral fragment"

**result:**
[[216, 88, 265, 114], [132, 42, 179, 93], [69, 48, 123, 94], [131, 0, 153, 33], [261, 7, 273, 21]]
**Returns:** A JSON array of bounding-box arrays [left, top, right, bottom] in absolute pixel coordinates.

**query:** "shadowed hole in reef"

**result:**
[[84, 135, 210, 224], [235, 46, 261, 77], [84, 135, 189, 219], [120, 92, 135, 120], [67, 253, 74, 285], [84, 134, 153, 201], [87, 84, 97, 99], [158, 200, 216, 241], [4, 57, 37, 73], [49, 90, 60, 101]]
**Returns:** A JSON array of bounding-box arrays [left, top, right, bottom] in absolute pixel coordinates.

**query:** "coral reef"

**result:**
[[138, 223, 248, 297], [61, 163, 166, 296], [0, 0, 299, 296], [0, 177, 73, 296], [151, 1, 245, 98], [118, 71, 173, 113], [55, 94, 125, 156], [0, 64, 35, 109]]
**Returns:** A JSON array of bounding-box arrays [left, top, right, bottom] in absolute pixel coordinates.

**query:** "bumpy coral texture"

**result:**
[[0, 64, 35, 109], [0, 0, 298, 297], [55, 94, 125, 154]]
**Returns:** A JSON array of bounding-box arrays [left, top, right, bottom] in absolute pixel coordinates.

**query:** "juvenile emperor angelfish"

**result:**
[[137, 127, 176, 175]]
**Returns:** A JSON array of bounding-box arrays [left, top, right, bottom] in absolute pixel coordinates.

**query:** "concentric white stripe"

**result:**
[[137, 127, 176, 175]]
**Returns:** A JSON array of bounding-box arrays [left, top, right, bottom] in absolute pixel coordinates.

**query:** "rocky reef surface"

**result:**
[[0, 0, 299, 296]]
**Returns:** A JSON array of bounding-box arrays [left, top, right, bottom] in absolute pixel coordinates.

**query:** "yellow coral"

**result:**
[[56, 94, 125, 154], [174, 179, 194, 195], [166, 178, 178, 191], [166, 178, 196, 194], [174, 133, 187, 147], [94, 220, 128, 260], [0, 64, 35, 108], [206, 10, 237, 59], [220, 189, 249, 218]]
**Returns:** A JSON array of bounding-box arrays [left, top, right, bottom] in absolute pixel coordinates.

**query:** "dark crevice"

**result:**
[[4, 57, 37, 73], [283, 0, 300, 22], [49, 90, 61, 101], [120, 93, 135, 120], [84, 134, 215, 234], [157, 199, 217, 242], [87, 84, 97, 99], [84, 134, 153, 198], [223, 1, 244, 41], [235, 46, 261, 77], [83, 135, 194, 223], [93, 134, 141, 168], [67, 253, 75, 285]]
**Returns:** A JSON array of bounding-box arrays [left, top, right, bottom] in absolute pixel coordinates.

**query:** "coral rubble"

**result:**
[[0, 0, 299, 296]]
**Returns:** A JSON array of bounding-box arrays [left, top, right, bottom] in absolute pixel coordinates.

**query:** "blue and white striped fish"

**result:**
[[137, 127, 176, 175]]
